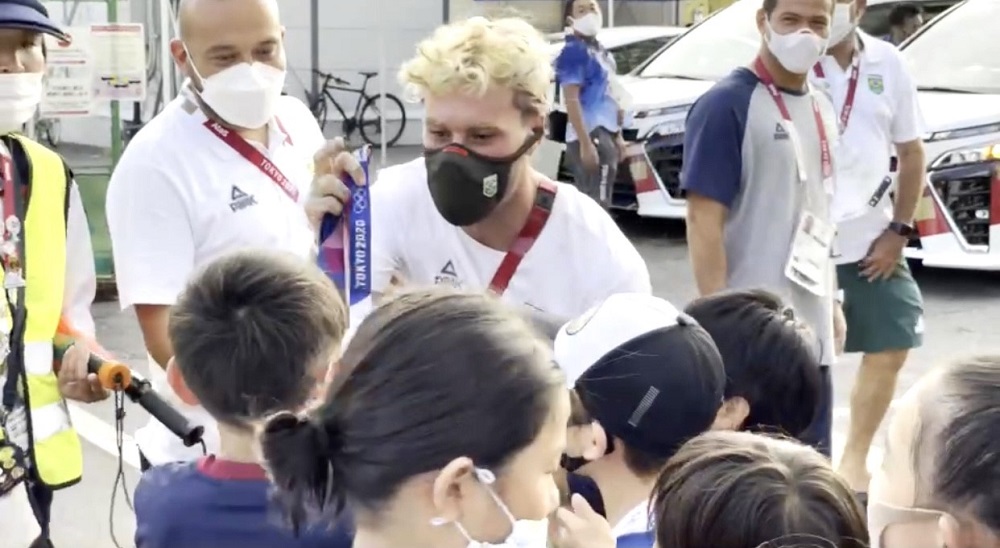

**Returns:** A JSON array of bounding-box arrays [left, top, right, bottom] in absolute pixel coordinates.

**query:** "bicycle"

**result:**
[[308, 69, 407, 147]]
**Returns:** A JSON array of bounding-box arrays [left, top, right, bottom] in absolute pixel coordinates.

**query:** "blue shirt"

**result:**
[[555, 35, 621, 142], [134, 456, 353, 548]]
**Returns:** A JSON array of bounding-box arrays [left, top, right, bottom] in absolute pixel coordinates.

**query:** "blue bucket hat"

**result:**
[[0, 0, 70, 42]]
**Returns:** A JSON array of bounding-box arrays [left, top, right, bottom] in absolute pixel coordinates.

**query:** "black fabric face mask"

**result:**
[[423, 130, 542, 227]]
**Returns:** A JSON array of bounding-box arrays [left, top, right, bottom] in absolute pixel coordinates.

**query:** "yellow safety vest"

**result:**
[[0, 134, 82, 489]]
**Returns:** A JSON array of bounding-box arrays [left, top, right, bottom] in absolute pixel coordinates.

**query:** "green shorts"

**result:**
[[837, 258, 924, 354]]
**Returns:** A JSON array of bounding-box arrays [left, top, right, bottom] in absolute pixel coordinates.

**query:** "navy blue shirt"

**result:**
[[134, 456, 353, 548]]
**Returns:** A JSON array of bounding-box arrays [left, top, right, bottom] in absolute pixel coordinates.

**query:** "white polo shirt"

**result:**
[[811, 31, 923, 264], [106, 87, 325, 465], [369, 159, 651, 318]]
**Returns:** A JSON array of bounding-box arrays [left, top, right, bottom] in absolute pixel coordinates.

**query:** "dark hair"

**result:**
[[932, 356, 1000, 532], [652, 431, 868, 548], [762, 0, 834, 15], [261, 288, 564, 531], [684, 289, 822, 438], [888, 2, 923, 26], [168, 250, 347, 427]]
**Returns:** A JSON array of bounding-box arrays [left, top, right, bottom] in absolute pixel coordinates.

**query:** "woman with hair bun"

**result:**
[[261, 288, 613, 548]]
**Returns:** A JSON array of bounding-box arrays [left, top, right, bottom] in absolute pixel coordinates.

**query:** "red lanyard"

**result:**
[[488, 180, 558, 296], [754, 57, 833, 181], [203, 120, 300, 202], [812, 53, 861, 132]]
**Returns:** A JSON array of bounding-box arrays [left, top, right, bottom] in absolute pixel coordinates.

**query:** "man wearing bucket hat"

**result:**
[[553, 293, 727, 547], [0, 1, 106, 546]]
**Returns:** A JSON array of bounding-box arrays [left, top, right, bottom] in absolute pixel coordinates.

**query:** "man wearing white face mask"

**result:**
[[556, 0, 628, 207], [682, 0, 844, 456], [810, 0, 926, 497], [105, 0, 358, 470]]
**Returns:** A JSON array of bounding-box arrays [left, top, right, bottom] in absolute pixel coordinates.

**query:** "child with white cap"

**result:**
[[553, 293, 727, 546]]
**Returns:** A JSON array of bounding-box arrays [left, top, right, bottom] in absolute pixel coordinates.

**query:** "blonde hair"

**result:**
[[399, 16, 553, 115]]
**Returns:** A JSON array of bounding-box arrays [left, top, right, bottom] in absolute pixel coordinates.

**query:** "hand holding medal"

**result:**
[[305, 136, 368, 231]]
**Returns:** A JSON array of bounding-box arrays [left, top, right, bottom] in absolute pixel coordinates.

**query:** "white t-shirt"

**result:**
[[369, 159, 651, 319], [0, 482, 40, 548], [811, 31, 923, 264], [106, 88, 326, 465]]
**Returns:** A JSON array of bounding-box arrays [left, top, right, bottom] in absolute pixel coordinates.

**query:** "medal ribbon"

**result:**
[[318, 146, 372, 308]]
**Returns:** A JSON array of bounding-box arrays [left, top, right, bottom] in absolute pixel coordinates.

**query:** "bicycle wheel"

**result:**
[[45, 119, 61, 147], [357, 93, 406, 147], [311, 96, 329, 131]]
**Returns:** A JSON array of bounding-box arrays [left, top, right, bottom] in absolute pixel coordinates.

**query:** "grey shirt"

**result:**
[[682, 67, 839, 365]]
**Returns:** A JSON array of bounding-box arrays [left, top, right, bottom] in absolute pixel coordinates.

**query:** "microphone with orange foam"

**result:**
[[53, 318, 204, 447]]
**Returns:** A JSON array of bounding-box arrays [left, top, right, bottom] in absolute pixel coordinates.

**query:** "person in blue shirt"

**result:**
[[132, 250, 352, 548], [555, 0, 627, 208], [884, 3, 924, 44]]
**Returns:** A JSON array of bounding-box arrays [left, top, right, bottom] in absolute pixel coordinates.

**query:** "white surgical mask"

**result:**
[[828, 3, 856, 46], [0, 73, 43, 134], [765, 20, 828, 74], [187, 50, 286, 129], [432, 467, 552, 548], [572, 13, 602, 37], [868, 500, 944, 548]]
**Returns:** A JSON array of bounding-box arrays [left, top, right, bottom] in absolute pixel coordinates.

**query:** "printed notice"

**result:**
[[90, 23, 147, 101], [41, 27, 94, 117]]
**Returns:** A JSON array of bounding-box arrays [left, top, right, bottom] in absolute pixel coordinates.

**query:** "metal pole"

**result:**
[[376, 0, 387, 165], [442, 0, 449, 23], [159, 0, 172, 106], [310, 0, 319, 101], [107, 0, 122, 167], [608, 0, 615, 26]]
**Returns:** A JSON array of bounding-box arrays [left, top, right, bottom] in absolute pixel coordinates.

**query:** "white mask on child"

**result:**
[[431, 467, 552, 548]]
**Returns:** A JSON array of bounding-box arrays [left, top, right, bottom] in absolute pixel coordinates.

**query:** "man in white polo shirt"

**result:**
[[320, 17, 649, 319], [106, 0, 358, 468], [810, 0, 926, 495]]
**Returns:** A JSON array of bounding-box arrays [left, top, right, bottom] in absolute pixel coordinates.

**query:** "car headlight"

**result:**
[[633, 105, 691, 119], [927, 122, 1000, 142], [930, 143, 1000, 169]]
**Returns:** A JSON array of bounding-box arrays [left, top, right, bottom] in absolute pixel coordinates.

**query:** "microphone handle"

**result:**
[[124, 373, 205, 448]]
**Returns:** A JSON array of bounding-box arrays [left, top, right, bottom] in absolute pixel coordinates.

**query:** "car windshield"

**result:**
[[901, 0, 1000, 94], [638, 0, 759, 80]]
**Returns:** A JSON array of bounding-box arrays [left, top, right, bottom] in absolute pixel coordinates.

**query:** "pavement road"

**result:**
[[43, 147, 1000, 547]]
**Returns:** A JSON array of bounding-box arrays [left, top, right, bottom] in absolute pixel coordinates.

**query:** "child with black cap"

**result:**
[[553, 293, 727, 546]]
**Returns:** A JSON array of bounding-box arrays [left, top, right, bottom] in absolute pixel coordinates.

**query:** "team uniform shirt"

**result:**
[[134, 456, 353, 548], [810, 31, 923, 264], [106, 85, 326, 465], [681, 67, 840, 366], [369, 159, 651, 318]]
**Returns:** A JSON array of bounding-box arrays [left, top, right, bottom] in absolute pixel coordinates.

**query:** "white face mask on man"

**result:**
[[764, 20, 829, 74], [828, 3, 857, 46], [0, 73, 44, 134], [186, 47, 286, 129], [431, 467, 552, 548]]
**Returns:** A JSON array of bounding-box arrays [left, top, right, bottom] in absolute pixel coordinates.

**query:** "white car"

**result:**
[[544, 26, 686, 73], [539, 0, 1000, 271]]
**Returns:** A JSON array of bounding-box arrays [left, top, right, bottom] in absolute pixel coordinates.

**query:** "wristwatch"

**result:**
[[887, 221, 916, 238]]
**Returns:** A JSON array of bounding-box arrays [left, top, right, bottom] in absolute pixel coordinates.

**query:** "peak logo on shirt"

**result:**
[[774, 123, 789, 140], [434, 260, 462, 288], [229, 185, 258, 212]]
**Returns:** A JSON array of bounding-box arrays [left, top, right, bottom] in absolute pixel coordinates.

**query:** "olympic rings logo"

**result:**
[[352, 186, 369, 216]]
